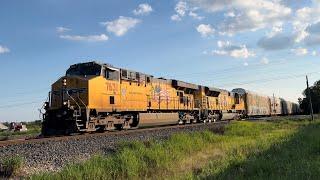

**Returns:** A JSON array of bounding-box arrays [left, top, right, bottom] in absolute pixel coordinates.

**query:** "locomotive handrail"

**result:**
[[77, 92, 86, 108], [66, 90, 82, 117], [38, 92, 50, 120]]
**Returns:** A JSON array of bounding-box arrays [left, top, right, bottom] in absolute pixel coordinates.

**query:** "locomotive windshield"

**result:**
[[66, 63, 102, 76]]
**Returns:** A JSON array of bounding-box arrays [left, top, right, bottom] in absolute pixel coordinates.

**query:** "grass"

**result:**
[[0, 156, 24, 177], [0, 120, 41, 140], [193, 120, 320, 179], [30, 118, 320, 180]]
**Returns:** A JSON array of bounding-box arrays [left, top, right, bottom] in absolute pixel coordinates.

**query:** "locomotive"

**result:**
[[41, 61, 300, 135]]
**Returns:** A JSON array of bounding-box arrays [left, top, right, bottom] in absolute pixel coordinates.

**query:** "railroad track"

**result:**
[[1, 114, 313, 147], [0, 121, 228, 147], [0, 120, 228, 175], [0, 116, 312, 175]]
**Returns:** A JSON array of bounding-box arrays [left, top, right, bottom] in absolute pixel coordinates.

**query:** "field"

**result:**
[[0, 121, 41, 141], [28, 117, 320, 179]]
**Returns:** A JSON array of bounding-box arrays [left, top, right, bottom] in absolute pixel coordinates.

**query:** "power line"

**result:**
[[0, 100, 44, 109], [218, 71, 320, 87], [200, 64, 319, 84], [0, 95, 48, 104], [0, 88, 49, 100], [161, 58, 302, 79]]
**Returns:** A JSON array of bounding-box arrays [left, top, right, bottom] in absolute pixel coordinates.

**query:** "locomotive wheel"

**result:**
[[213, 117, 217, 122]]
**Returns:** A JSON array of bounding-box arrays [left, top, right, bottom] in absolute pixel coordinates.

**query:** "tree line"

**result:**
[[299, 80, 320, 114]]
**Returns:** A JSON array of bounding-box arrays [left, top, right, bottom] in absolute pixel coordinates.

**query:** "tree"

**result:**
[[299, 80, 320, 114]]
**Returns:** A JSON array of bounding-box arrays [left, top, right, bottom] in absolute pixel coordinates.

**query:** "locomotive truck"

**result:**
[[41, 61, 299, 135]]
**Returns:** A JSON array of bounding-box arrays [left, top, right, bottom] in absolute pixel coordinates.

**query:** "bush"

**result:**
[[0, 156, 24, 177]]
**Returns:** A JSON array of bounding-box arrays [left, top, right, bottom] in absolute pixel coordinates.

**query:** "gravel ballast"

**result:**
[[0, 122, 226, 175]]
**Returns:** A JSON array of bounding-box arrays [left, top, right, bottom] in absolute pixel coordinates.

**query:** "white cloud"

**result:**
[[211, 41, 255, 58], [303, 21, 320, 46], [212, 50, 228, 55], [0, 45, 10, 54], [56, 26, 71, 33], [171, 14, 182, 21], [175, 1, 188, 16], [189, 11, 204, 20], [267, 22, 283, 37], [101, 16, 141, 36], [171, 1, 187, 21], [217, 40, 231, 48], [261, 57, 269, 64], [196, 24, 215, 37], [291, 6, 320, 44], [173, 1, 320, 53], [224, 11, 236, 17], [295, 30, 309, 43], [185, 0, 292, 35], [229, 46, 255, 58], [60, 34, 109, 42], [243, 62, 249, 66], [291, 47, 308, 56], [293, 7, 320, 31], [133, 3, 153, 16], [171, 1, 205, 21]]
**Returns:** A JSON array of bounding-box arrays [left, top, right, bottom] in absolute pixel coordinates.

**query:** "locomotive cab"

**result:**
[[42, 61, 121, 135]]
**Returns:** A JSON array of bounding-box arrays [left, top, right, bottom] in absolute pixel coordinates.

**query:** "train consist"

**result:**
[[41, 61, 300, 135]]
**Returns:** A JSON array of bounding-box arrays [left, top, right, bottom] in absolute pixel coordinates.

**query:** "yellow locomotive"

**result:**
[[42, 61, 245, 135]]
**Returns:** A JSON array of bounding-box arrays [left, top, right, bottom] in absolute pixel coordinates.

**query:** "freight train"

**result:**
[[41, 61, 300, 135]]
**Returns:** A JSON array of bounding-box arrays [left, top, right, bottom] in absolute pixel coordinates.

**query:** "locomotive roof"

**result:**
[[72, 61, 228, 92], [70, 61, 116, 69]]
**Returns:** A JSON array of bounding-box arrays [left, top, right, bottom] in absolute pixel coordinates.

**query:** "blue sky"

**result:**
[[0, 0, 320, 122]]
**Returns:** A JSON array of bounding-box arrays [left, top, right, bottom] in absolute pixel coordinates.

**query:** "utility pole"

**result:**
[[306, 75, 314, 121]]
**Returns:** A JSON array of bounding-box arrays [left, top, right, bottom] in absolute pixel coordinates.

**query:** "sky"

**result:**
[[0, 0, 320, 122]]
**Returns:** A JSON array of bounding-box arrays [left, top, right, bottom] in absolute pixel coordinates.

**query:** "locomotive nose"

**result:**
[[50, 76, 89, 110]]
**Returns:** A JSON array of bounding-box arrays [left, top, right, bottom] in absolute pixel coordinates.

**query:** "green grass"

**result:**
[[30, 119, 320, 180], [189, 119, 320, 179], [0, 120, 41, 140], [0, 156, 24, 177], [31, 131, 219, 180]]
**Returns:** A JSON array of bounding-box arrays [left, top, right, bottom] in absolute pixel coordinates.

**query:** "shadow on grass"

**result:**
[[204, 122, 320, 180]]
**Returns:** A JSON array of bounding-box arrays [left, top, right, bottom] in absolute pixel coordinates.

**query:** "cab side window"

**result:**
[[105, 68, 119, 81]]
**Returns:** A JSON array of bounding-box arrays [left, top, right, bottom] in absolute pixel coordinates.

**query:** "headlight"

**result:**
[[63, 101, 68, 105], [63, 79, 67, 86]]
